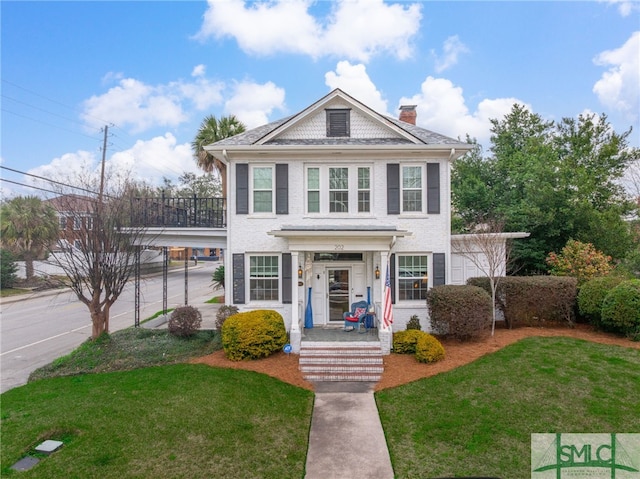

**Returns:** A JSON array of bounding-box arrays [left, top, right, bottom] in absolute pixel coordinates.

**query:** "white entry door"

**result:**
[[310, 262, 367, 325]]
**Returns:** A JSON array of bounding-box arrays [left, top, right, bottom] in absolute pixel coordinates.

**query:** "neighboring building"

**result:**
[[45, 194, 96, 251], [204, 88, 480, 352]]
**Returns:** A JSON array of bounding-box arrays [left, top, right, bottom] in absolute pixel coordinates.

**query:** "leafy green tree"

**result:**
[[160, 172, 221, 198], [452, 106, 639, 274], [0, 196, 59, 282], [192, 115, 246, 198], [1, 249, 18, 289]]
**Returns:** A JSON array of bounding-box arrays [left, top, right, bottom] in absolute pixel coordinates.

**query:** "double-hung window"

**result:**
[[306, 165, 372, 214], [249, 255, 279, 301], [252, 166, 273, 213], [398, 255, 429, 301], [402, 165, 423, 212], [329, 167, 348, 213]]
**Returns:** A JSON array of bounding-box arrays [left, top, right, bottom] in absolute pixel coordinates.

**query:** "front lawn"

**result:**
[[376, 336, 640, 478], [1, 365, 314, 478]]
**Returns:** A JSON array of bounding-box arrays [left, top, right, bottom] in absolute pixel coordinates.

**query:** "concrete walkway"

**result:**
[[305, 382, 394, 479]]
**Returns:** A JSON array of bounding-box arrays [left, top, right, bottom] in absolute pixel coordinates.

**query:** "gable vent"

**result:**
[[326, 109, 350, 137]]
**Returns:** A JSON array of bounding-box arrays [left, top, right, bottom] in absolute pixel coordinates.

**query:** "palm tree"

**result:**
[[0, 196, 59, 282], [191, 115, 246, 198]]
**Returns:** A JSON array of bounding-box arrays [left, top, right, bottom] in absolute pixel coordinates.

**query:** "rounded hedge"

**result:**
[[577, 275, 625, 328], [392, 330, 424, 354], [415, 333, 445, 363], [168, 305, 202, 337], [600, 280, 640, 340], [221, 309, 287, 361], [427, 285, 492, 341]]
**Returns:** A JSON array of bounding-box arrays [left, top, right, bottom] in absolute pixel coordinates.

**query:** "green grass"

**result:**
[[29, 328, 220, 382], [376, 337, 640, 478], [205, 295, 224, 304], [1, 365, 314, 478], [0, 287, 31, 297]]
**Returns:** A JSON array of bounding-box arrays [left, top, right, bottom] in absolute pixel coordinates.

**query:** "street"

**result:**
[[0, 261, 220, 393]]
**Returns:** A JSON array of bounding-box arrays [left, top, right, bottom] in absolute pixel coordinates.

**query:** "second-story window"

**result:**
[[307, 167, 320, 213], [402, 165, 423, 212], [358, 167, 370, 213], [73, 217, 82, 230], [59, 216, 67, 230], [329, 167, 348, 213], [252, 166, 273, 213]]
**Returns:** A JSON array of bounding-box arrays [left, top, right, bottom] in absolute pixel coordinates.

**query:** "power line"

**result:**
[[0, 166, 115, 198], [1, 108, 102, 141]]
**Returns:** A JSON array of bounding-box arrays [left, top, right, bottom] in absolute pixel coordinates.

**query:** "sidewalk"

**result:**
[[305, 382, 395, 479]]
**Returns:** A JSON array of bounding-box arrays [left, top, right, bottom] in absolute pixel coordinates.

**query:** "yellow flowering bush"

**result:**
[[221, 310, 287, 361]]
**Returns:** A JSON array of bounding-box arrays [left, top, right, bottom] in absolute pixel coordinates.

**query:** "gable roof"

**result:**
[[205, 88, 470, 151]]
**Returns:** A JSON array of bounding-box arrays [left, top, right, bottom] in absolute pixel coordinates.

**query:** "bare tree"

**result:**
[[47, 177, 150, 340], [451, 219, 526, 336]]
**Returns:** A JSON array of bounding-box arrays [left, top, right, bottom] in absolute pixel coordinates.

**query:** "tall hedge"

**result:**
[[467, 276, 577, 328], [427, 285, 492, 341], [0, 249, 18, 289]]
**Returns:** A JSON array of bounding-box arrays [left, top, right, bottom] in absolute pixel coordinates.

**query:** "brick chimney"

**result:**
[[399, 105, 417, 125]]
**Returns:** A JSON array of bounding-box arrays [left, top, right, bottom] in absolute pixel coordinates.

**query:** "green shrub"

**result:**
[[168, 306, 202, 337], [211, 265, 225, 290], [577, 276, 626, 328], [415, 333, 445, 363], [216, 305, 239, 330], [427, 285, 492, 341], [601, 280, 640, 340], [393, 330, 424, 354], [0, 249, 18, 289], [406, 315, 422, 330], [221, 309, 287, 361], [467, 276, 577, 328]]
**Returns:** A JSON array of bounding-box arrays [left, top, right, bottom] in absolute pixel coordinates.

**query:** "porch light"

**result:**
[[298, 266, 303, 279], [375, 266, 380, 280]]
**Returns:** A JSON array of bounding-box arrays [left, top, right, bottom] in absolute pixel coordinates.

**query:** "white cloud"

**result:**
[[28, 151, 97, 185], [432, 35, 469, 73], [601, 0, 639, 17], [82, 73, 225, 133], [224, 81, 286, 128], [191, 64, 206, 77], [593, 31, 640, 122], [400, 76, 529, 146], [109, 133, 195, 185], [194, 0, 421, 62], [82, 78, 187, 133], [325, 61, 389, 115]]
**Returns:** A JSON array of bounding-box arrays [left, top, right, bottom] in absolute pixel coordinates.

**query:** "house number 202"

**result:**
[[334, 244, 344, 250]]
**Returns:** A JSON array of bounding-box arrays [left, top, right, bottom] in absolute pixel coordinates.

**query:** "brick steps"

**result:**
[[299, 342, 384, 382]]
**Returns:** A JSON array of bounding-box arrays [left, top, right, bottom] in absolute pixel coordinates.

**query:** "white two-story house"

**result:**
[[204, 88, 477, 353]]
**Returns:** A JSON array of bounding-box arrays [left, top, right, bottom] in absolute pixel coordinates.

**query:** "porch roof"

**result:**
[[267, 225, 411, 251]]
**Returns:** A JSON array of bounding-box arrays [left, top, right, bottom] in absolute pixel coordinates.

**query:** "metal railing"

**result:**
[[130, 194, 226, 228]]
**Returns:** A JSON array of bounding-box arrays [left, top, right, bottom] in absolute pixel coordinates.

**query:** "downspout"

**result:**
[[222, 149, 230, 306], [446, 148, 455, 285]]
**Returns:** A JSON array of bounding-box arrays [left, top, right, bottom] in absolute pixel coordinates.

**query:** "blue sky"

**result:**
[[1, 0, 638, 197]]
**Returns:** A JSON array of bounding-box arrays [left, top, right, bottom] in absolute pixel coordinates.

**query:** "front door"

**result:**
[[327, 268, 350, 323]]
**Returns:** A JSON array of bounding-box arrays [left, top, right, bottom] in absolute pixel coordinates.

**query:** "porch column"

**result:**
[[378, 251, 392, 354], [290, 251, 301, 353]]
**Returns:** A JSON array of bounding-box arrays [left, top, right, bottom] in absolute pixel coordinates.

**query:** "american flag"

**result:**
[[383, 265, 394, 328]]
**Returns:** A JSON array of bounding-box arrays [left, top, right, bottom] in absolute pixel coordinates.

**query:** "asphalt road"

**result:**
[[0, 261, 220, 393]]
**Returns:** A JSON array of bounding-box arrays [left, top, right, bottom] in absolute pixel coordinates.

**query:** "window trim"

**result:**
[[250, 165, 275, 215], [248, 254, 280, 302], [305, 164, 372, 215], [401, 164, 425, 214], [396, 254, 430, 302]]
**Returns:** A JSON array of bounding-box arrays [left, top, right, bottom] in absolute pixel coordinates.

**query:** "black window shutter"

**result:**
[[282, 253, 292, 304], [387, 164, 400, 214], [433, 253, 445, 286], [232, 253, 245, 304], [427, 163, 440, 214], [236, 164, 249, 215], [326, 110, 350, 137], [275, 164, 288, 215], [390, 253, 396, 304]]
